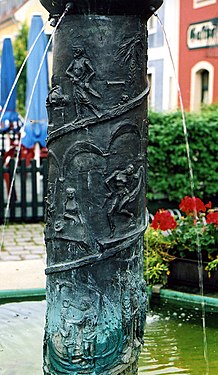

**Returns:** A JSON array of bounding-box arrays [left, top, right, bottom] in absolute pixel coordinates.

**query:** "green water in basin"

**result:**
[[140, 299, 218, 374], [0, 299, 218, 374]]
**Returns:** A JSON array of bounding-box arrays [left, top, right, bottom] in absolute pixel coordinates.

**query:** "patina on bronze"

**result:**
[[41, 1, 163, 374]]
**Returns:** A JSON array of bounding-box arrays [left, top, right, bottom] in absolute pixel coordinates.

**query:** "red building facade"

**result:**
[[179, 0, 218, 111]]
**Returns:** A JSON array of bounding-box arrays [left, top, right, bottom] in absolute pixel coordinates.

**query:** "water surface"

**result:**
[[0, 299, 218, 374], [139, 299, 218, 374]]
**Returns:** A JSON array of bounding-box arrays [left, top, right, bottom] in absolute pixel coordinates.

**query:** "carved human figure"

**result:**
[[64, 187, 83, 223], [60, 297, 98, 360], [47, 77, 69, 107], [122, 289, 132, 345], [46, 76, 69, 123], [66, 46, 101, 121], [82, 315, 98, 358], [131, 286, 141, 346], [105, 164, 144, 237]]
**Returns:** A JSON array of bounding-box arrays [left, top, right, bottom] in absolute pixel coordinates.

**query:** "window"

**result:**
[[201, 70, 209, 104], [190, 61, 214, 111], [194, 0, 216, 9], [147, 71, 155, 110], [147, 74, 152, 108]]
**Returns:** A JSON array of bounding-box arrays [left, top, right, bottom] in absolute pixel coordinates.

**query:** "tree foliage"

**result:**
[[147, 105, 218, 203], [13, 22, 29, 117]]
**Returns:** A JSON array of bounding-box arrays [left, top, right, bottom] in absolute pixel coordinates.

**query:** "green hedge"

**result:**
[[147, 105, 218, 202]]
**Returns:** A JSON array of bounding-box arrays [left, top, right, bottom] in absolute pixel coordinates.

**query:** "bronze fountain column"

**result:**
[[40, 1, 163, 374]]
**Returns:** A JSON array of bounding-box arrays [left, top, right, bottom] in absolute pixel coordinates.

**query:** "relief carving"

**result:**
[[63, 187, 83, 223], [45, 182, 56, 240], [66, 46, 102, 122], [53, 187, 92, 248], [46, 76, 70, 125], [47, 89, 149, 142], [45, 126, 145, 258], [115, 33, 143, 85], [47, 274, 123, 373], [104, 165, 144, 237], [57, 296, 98, 362], [120, 271, 147, 355], [47, 76, 70, 107]]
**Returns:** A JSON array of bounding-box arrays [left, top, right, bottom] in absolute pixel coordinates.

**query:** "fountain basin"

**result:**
[[1, 298, 218, 375]]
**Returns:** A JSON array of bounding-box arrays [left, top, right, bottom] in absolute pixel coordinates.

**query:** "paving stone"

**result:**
[[21, 254, 42, 260], [31, 236, 45, 241], [23, 245, 45, 251], [3, 229, 19, 235], [0, 254, 21, 261], [5, 246, 25, 252], [2, 234, 18, 240], [9, 251, 30, 257], [1, 241, 17, 246], [15, 239, 35, 245], [30, 248, 46, 254]]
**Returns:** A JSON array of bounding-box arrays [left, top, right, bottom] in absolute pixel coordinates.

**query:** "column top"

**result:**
[[40, 0, 163, 19]]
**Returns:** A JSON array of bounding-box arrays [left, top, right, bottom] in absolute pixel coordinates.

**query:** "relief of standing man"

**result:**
[[66, 46, 102, 122]]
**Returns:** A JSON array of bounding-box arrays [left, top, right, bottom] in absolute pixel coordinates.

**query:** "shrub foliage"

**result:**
[[147, 105, 218, 202]]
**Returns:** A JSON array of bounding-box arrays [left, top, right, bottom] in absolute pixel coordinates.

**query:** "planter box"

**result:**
[[167, 258, 218, 291]]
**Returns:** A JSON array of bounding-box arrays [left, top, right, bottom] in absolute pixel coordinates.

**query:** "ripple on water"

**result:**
[[140, 314, 190, 374]]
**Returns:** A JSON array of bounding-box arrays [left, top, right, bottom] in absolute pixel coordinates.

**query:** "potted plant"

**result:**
[[144, 196, 218, 290]]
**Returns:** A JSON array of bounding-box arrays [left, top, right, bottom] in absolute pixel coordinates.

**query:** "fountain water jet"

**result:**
[[40, 1, 163, 374]]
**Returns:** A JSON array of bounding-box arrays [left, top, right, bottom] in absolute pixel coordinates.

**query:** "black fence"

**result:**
[[0, 157, 48, 223]]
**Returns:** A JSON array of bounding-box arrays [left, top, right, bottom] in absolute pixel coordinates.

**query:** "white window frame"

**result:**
[[193, 0, 216, 9], [147, 15, 157, 35], [190, 61, 214, 111], [147, 68, 155, 110]]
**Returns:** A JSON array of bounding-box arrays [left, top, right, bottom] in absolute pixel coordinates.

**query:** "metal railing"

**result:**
[[0, 156, 48, 222]]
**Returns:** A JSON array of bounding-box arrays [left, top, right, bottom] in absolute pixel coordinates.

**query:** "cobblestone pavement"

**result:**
[[0, 223, 46, 262]]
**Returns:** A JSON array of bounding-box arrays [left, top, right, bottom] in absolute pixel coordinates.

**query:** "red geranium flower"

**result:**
[[205, 201, 212, 209], [179, 196, 207, 215], [151, 210, 177, 231], [206, 211, 218, 227]]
